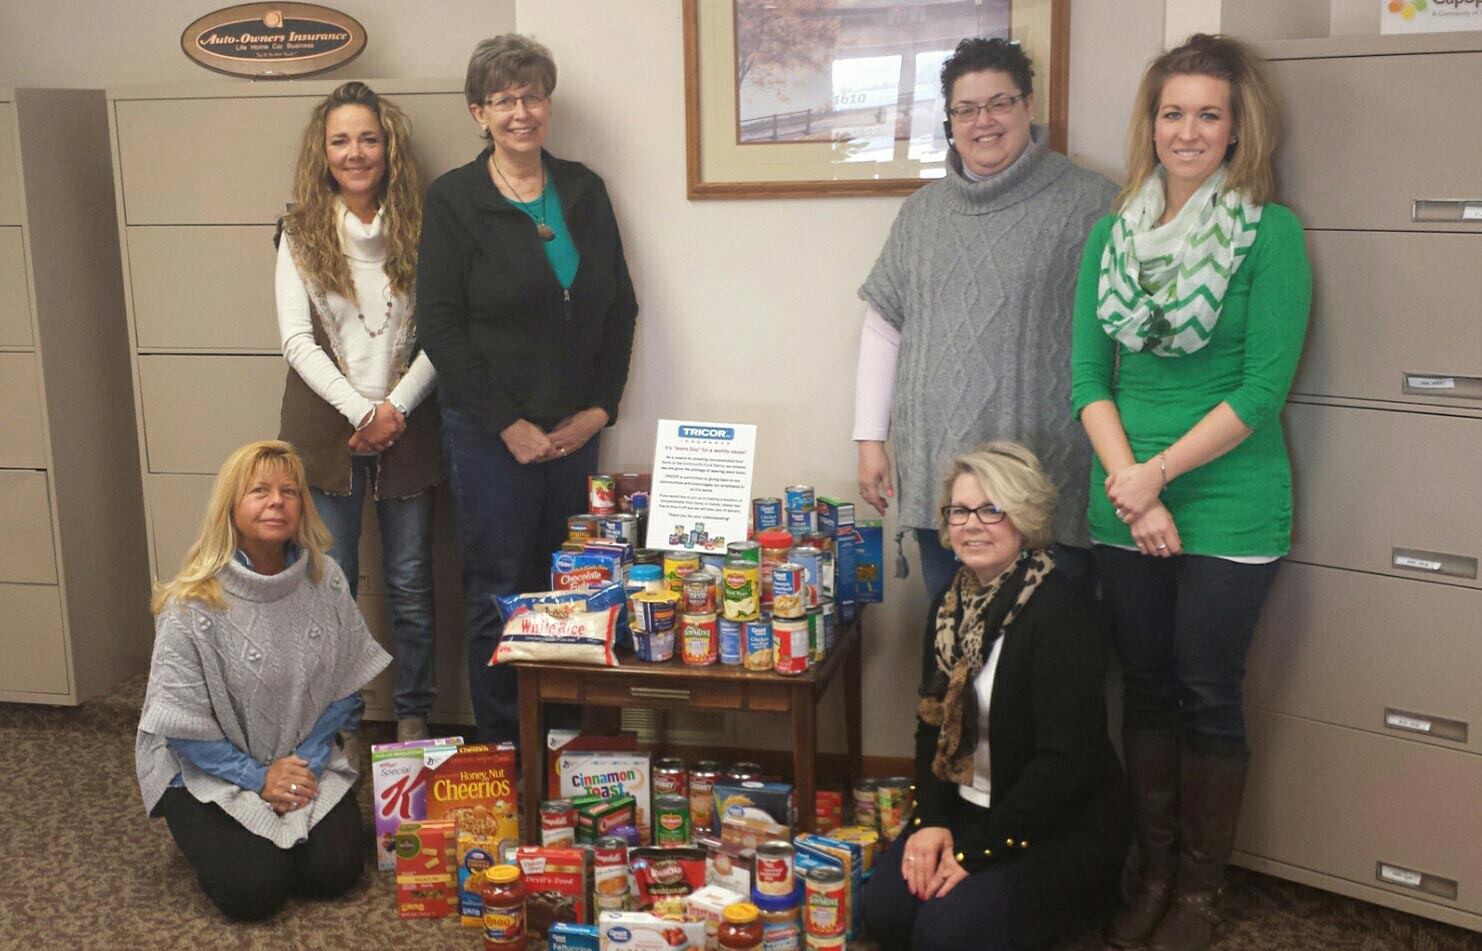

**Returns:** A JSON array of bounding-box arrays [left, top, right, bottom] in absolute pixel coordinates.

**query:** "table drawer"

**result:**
[[1292, 230, 1482, 407], [1239, 709, 1482, 913], [585, 676, 745, 710], [1287, 402, 1481, 589], [0, 469, 58, 584], [128, 226, 278, 351], [0, 227, 32, 347], [1248, 562, 1482, 752], [0, 351, 46, 468]]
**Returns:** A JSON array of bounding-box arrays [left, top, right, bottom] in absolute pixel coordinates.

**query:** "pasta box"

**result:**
[[394, 820, 457, 919]]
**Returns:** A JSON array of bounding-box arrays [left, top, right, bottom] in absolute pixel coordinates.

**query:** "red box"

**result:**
[[394, 820, 457, 919], [514, 845, 592, 940]]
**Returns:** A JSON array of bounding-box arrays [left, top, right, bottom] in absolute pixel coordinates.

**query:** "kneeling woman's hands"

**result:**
[[902, 827, 969, 899], [261, 755, 318, 814]]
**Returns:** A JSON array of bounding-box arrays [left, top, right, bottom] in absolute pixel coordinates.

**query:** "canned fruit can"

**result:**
[[632, 628, 675, 662], [654, 793, 691, 846], [664, 551, 702, 594], [719, 619, 743, 665], [654, 758, 688, 797], [541, 800, 576, 847], [755, 840, 796, 898], [601, 513, 639, 544], [589, 474, 617, 516], [681, 612, 719, 666], [743, 617, 773, 671], [772, 618, 810, 675], [567, 514, 601, 542], [804, 866, 847, 938], [771, 563, 807, 619], [877, 776, 912, 839], [721, 559, 762, 621], [726, 540, 761, 564], [683, 569, 719, 614], [631, 591, 679, 633], [752, 497, 783, 534], [853, 779, 880, 831], [789, 546, 826, 608]]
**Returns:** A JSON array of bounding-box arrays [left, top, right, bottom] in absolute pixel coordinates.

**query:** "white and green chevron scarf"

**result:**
[[1097, 165, 1262, 357]]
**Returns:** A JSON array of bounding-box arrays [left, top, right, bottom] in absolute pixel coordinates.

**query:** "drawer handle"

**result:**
[[1412, 199, 1482, 223], [1384, 707, 1468, 743], [1391, 547, 1478, 581], [1376, 861, 1458, 901], [630, 686, 692, 702], [1402, 372, 1482, 400]]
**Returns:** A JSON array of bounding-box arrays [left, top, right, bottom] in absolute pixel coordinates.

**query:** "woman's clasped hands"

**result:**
[[260, 755, 318, 815], [901, 827, 969, 900], [1105, 457, 1183, 558]]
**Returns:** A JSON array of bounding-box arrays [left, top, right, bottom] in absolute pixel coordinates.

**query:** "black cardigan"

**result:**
[[910, 568, 1121, 873], [417, 148, 638, 435]]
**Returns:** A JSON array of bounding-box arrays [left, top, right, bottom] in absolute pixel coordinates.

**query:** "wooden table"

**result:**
[[515, 617, 863, 837]]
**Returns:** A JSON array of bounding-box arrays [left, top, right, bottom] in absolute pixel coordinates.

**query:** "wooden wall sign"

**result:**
[[181, 3, 366, 78]]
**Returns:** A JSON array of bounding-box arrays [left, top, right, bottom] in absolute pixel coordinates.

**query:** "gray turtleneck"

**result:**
[[858, 125, 1117, 542]]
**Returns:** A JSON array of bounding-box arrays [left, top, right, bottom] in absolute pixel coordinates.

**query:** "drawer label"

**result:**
[[1379, 864, 1423, 889], [1385, 713, 1432, 734], [1394, 555, 1443, 572], [1406, 376, 1456, 390], [1463, 206, 1482, 221]]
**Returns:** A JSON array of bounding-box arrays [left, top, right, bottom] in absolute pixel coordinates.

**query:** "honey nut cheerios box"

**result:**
[[424, 743, 520, 856]]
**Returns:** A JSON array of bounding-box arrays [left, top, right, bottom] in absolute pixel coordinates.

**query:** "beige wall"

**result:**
[[0, 1, 515, 87]]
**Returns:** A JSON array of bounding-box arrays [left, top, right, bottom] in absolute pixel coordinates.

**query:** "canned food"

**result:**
[[655, 758, 689, 797], [743, 616, 773, 671], [632, 627, 675, 662], [801, 530, 832, 552], [631, 590, 679, 633], [589, 474, 617, 516], [721, 558, 762, 621], [567, 514, 601, 542], [726, 761, 764, 783], [772, 617, 810, 675], [719, 618, 743, 665], [601, 513, 639, 544], [752, 497, 783, 535], [634, 548, 663, 565], [726, 539, 761, 564], [664, 551, 702, 594], [683, 569, 719, 614], [771, 563, 807, 619], [806, 935, 845, 950], [853, 779, 880, 831], [681, 612, 719, 666], [789, 546, 825, 608], [541, 800, 576, 847], [755, 840, 796, 898], [784, 485, 815, 515], [594, 835, 630, 910], [820, 599, 836, 653], [699, 552, 726, 575], [830, 826, 879, 875], [689, 763, 721, 831], [878, 776, 913, 840], [804, 866, 847, 938], [786, 507, 813, 537], [807, 606, 825, 664], [654, 793, 691, 846], [757, 529, 794, 607]]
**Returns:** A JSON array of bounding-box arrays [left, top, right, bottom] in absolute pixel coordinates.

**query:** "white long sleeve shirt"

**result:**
[[852, 305, 901, 442]]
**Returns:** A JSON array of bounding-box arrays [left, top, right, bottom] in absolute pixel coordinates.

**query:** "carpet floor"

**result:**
[[1, 677, 1477, 950]]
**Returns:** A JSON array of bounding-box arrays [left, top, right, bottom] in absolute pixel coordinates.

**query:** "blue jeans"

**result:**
[[914, 528, 1095, 601], [311, 457, 436, 721], [1094, 545, 1280, 741], [441, 403, 599, 743]]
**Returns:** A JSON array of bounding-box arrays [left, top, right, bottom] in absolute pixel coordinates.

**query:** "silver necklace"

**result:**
[[491, 156, 555, 241], [357, 283, 394, 338]]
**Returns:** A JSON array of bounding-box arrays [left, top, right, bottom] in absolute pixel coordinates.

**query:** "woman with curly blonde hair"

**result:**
[[276, 81, 442, 741], [139, 441, 389, 921]]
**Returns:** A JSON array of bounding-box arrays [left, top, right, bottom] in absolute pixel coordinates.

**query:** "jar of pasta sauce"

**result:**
[[718, 902, 764, 950], [482, 864, 527, 950]]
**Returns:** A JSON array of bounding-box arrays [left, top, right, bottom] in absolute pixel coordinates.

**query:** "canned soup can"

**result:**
[[771, 563, 807, 619], [683, 569, 718, 613], [753, 497, 783, 534], [790, 546, 825, 608], [755, 840, 796, 898], [719, 619, 744, 665], [743, 616, 773, 671], [773, 617, 810, 675]]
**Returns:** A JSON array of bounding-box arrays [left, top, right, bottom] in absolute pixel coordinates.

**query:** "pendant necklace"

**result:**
[[492, 155, 555, 241], [357, 283, 394, 338]]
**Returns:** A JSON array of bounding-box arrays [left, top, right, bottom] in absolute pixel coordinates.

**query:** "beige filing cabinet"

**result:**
[[1236, 32, 1482, 930], [108, 80, 481, 723], [0, 90, 150, 704]]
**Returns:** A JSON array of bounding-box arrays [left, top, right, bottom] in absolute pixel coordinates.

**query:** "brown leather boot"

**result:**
[[1105, 729, 1181, 948], [1149, 744, 1249, 951]]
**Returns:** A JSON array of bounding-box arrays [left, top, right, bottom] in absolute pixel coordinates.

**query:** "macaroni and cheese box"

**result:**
[[394, 820, 457, 919], [456, 832, 499, 927], [370, 736, 464, 871], [424, 743, 519, 855], [557, 750, 652, 844]]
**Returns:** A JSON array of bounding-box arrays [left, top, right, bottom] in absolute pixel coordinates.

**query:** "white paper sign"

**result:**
[[1381, 0, 1482, 35], [646, 419, 757, 553]]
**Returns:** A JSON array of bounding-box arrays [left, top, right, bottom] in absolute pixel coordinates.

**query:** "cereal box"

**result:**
[[598, 912, 708, 949], [557, 751, 652, 844], [457, 832, 498, 927], [546, 729, 640, 795], [514, 845, 592, 941], [370, 736, 463, 871], [394, 820, 457, 919], [425, 743, 519, 854]]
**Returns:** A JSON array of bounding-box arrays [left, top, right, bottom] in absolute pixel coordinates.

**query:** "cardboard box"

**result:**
[[557, 751, 652, 844], [816, 496, 857, 618], [549, 922, 601, 950], [369, 736, 463, 871], [457, 832, 499, 927], [394, 820, 457, 919], [425, 743, 519, 854], [855, 519, 884, 605], [695, 832, 754, 896], [514, 845, 592, 941], [546, 729, 640, 795], [713, 780, 794, 850], [551, 551, 621, 591], [576, 794, 636, 843], [597, 912, 708, 949]]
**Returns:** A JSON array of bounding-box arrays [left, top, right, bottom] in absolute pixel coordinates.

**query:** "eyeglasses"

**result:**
[[947, 94, 1027, 122], [483, 93, 549, 112], [941, 503, 1008, 526]]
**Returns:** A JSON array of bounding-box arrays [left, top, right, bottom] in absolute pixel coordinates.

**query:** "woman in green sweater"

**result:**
[[1070, 34, 1311, 951]]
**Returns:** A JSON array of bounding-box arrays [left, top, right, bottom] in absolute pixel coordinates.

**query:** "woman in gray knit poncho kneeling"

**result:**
[[136, 441, 390, 921]]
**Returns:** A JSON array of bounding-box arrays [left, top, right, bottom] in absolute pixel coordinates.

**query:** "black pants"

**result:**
[[157, 788, 364, 921]]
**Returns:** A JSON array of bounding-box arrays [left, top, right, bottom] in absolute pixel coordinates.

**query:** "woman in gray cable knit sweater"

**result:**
[[854, 37, 1117, 600], [136, 440, 389, 921]]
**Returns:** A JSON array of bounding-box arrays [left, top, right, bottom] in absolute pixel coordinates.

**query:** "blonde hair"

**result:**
[[282, 82, 422, 301], [1118, 33, 1280, 209], [937, 442, 1057, 550], [151, 441, 332, 615]]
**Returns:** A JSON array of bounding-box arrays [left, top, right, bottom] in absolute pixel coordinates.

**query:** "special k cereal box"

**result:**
[[395, 820, 457, 919], [370, 736, 463, 871], [425, 743, 520, 854]]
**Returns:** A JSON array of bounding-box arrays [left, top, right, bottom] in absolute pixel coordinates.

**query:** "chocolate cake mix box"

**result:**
[[513, 845, 592, 942], [370, 736, 463, 871]]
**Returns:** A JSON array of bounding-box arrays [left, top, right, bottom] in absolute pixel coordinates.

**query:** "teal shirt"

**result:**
[[1071, 203, 1312, 556], [510, 175, 579, 289]]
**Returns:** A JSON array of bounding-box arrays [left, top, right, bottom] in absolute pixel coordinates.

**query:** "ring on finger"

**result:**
[[289, 783, 297, 794]]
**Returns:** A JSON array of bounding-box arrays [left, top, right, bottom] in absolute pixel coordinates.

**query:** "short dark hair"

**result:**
[[939, 37, 1034, 103]]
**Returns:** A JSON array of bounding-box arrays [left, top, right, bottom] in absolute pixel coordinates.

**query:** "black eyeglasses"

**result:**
[[947, 94, 1027, 122], [941, 503, 1008, 526]]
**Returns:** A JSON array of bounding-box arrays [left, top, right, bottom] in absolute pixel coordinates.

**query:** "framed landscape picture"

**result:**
[[684, 0, 1070, 199]]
